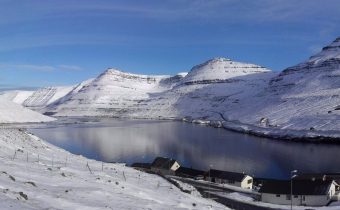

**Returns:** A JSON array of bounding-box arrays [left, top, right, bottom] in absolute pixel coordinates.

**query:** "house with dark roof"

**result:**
[[259, 179, 339, 206], [175, 167, 205, 179], [206, 169, 253, 189], [150, 157, 180, 175]]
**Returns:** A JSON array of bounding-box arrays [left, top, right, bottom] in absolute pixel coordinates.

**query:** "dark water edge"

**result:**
[[27, 117, 340, 180]]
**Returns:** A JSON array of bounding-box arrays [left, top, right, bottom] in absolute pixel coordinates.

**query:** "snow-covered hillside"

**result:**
[[0, 128, 226, 210], [0, 98, 54, 123], [0, 79, 93, 110], [132, 58, 274, 119], [220, 37, 340, 133], [45, 69, 185, 116], [181, 57, 271, 84], [0, 90, 34, 104]]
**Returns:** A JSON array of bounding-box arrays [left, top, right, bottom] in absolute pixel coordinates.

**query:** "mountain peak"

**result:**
[[182, 58, 271, 84], [308, 37, 340, 64], [209, 57, 232, 62]]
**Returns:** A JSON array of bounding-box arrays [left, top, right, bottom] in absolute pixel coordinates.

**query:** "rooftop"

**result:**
[[208, 169, 249, 182], [151, 157, 178, 170], [259, 179, 335, 195]]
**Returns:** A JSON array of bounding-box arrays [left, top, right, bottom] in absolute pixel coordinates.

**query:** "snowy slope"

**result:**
[[220, 37, 340, 133], [0, 128, 226, 210], [0, 80, 93, 110], [181, 57, 270, 84], [46, 69, 184, 116], [132, 58, 274, 119], [0, 98, 54, 123], [0, 90, 34, 104]]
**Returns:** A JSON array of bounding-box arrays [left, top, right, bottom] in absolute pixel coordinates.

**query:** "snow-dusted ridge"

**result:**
[[181, 57, 271, 85]]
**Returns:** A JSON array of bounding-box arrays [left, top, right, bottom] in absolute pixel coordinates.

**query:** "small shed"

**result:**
[[206, 169, 253, 189], [150, 157, 180, 175], [259, 179, 338, 206]]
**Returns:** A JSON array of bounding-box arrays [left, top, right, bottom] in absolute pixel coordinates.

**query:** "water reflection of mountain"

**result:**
[[30, 119, 340, 179]]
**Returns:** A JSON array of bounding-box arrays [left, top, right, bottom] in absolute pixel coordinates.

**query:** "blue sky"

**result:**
[[0, 0, 340, 88]]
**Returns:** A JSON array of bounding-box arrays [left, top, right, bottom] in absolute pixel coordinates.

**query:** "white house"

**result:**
[[150, 157, 180, 175], [206, 169, 253, 189], [259, 179, 339, 206]]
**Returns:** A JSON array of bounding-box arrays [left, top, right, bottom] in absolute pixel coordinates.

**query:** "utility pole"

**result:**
[[291, 170, 298, 210]]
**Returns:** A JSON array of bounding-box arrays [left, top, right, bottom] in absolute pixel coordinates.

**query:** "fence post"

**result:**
[[86, 162, 93, 174], [12, 150, 17, 160]]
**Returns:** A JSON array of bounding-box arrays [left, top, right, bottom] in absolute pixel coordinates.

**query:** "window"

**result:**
[[286, 195, 291, 200], [247, 179, 252, 184], [302, 195, 305, 201], [276, 194, 281, 197], [228, 180, 235, 184], [294, 195, 298, 198]]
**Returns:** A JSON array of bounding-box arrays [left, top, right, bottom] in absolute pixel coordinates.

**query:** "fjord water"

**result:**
[[29, 119, 340, 179]]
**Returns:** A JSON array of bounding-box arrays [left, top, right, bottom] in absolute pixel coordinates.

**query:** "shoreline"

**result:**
[[44, 114, 340, 144]]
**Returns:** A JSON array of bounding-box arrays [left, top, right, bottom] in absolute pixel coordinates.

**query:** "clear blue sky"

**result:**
[[0, 0, 340, 89]]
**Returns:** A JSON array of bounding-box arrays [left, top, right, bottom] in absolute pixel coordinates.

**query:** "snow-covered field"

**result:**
[[0, 128, 227, 210]]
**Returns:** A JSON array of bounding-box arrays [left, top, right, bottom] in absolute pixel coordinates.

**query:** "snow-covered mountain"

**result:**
[[132, 58, 274, 119], [221, 37, 340, 133], [45, 69, 185, 116], [0, 98, 54, 123], [3, 37, 340, 138], [0, 79, 93, 110]]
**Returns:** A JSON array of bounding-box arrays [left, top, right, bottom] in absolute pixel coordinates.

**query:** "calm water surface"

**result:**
[[29, 118, 340, 179]]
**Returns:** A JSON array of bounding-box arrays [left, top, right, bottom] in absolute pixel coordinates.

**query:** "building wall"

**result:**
[[241, 176, 253, 189], [170, 162, 180, 171], [261, 193, 331, 206], [206, 175, 253, 189], [150, 167, 175, 176]]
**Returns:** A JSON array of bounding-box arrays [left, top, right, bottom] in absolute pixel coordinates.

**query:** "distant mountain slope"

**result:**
[[222, 37, 340, 132], [0, 90, 34, 104], [22, 86, 75, 108], [0, 98, 54, 123], [181, 57, 270, 84], [45, 59, 272, 118], [45, 69, 185, 116], [3, 37, 340, 138], [132, 58, 274, 119], [0, 79, 93, 110]]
